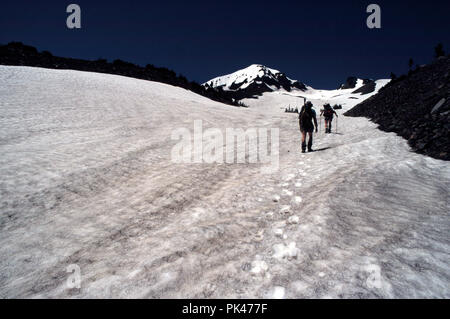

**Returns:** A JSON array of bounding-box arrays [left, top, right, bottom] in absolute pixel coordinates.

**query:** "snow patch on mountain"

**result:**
[[338, 77, 373, 90]]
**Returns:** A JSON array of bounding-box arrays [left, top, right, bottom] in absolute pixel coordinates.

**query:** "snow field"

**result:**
[[0, 66, 449, 298]]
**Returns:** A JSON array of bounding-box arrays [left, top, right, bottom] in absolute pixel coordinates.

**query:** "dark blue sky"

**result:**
[[1, 0, 449, 89]]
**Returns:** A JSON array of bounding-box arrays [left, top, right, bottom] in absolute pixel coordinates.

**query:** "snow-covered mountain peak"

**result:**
[[204, 64, 285, 89], [237, 64, 280, 79], [203, 64, 308, 99]]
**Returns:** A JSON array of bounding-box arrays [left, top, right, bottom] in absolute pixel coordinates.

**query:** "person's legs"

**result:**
[[307, 132, 313, 151], [327, 119, 333, 133], [324, 120, 329, 133], [301, 131, 307, 152]]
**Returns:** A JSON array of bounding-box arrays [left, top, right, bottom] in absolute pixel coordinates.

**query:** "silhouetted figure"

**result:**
[[299, 101, 318, 153], [321, 104, 338, 133]]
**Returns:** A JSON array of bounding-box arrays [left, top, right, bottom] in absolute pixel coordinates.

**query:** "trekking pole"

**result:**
[[336, 116, 338, 134], [319, 114, 322, 136]]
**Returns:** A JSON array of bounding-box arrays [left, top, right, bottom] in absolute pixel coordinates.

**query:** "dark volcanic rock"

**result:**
[[352, 81, 376, 95], [345, 56, 450, 161], [339, 76, 373, 90], [225, 74, 307, 100]]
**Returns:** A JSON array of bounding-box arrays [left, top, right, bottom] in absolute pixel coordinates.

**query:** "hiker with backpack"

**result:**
[[320, 104, 338, 134], [299, 101, 318, 153]]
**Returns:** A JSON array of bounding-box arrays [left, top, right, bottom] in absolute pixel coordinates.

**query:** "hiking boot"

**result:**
[[308, 148, 313, 152]]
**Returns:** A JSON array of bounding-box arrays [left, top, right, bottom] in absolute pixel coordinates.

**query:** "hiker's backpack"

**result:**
[[323, 108, 334, 118], [299, 106, 312, 124]]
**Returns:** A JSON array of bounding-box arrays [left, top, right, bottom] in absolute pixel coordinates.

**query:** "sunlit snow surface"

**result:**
[[0, 66, 449, 298]]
